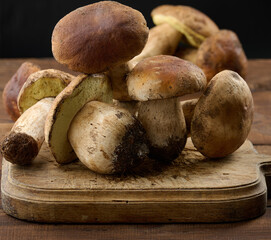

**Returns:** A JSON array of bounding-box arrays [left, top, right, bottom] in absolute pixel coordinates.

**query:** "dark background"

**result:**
[[0, 0, 270, 58]]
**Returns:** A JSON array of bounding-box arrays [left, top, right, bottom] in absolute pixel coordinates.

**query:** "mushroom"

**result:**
[[127, 55, 207, 161], [151, 5, 219, 48], [68, 101, 149, 174], [191, 70, 254, 158], [115, 4, 218, 101], [2, 62, 40, 121], [196, 30, 248, 81], [51, 1, 149, 101], [175, 30, 248, 82], [17, 69, 74, 113], [0, 69, 74, 165], [1, 98, 54, 165], [44, 73, 112, 164]]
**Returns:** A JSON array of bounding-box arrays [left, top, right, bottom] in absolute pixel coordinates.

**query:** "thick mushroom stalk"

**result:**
[[68, 101, 149, 174], [127, 24, 182, 69], [1, 98, 54, 165], [136, 98, 186, 161]]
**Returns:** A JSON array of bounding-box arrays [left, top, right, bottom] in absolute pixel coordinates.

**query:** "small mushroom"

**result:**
[[1, 98, 54, 165], [44, 74, 112, 164], [68, 101, 149, 174], [2, 62, 40, 121], [175, 30, 248, 82], [196, 30, 248, 81], [191, 70, 254, 158], [151, 5, 219, 48], [1, 69, 73, 165], [127, 55, 207, 161]]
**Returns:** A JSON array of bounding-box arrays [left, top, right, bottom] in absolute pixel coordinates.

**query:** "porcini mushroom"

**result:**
[[196, 30, 248, 81], [1, 69, 74, 165], [151, 5, 219, 48], [115, 4, 218, 101], [127, 55, 207, 161], [191, 70, 254, 158], [1, 98, 54, 165], [68, 101, 149, 174], [44, 73, 112, 164], [2, 62, 40, 121], [51, 1, 149, 101], [175, 30, 248, 82]]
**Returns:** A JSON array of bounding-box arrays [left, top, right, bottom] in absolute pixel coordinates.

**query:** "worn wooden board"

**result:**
[[1, 138, 271, 223]]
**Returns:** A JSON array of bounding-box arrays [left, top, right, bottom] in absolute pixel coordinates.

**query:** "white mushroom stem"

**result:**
[[128, 23, 182, 69], [109, 24, 182, 101], [1, 98, 54, 165], [68, 101, 149, 174], [136, 97, 187, 161]]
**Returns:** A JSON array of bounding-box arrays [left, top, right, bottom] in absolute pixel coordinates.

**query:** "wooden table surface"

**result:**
[[0, 58, 271, 239]]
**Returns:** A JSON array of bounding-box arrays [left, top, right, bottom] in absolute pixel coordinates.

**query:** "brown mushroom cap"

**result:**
[[151, 5, 219, 47], [52, 1, 149, 73], [196, 30, 248, 81], [191, 70, 254, 158], [127, 55, 206, 101]]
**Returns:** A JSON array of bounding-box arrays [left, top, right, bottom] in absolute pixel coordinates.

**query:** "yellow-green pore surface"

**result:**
[[19, 77, 67, 113], [46, 74, 112, 164]]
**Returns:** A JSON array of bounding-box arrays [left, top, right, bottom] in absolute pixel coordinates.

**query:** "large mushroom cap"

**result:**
[[151, 5, 219, 47], [127, 55, 207, 101], [196, 30, 248, 81], [52, 1, 149, 73]]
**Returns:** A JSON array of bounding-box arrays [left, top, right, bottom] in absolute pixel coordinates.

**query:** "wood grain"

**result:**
[[1, 139, 270, 223]]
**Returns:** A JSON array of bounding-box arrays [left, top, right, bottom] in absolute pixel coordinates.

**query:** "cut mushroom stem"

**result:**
[[68, 101, 149, 174], [136, 98, 187, 161], [1, 98, 54, 165]]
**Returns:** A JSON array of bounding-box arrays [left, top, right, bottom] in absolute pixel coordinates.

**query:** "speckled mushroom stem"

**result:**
[[1, 98, 54, 165], [128, 23, 182, 69], [136, 97, 187, 162]]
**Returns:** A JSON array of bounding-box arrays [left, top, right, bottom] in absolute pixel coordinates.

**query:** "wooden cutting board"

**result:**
[[1, 138, 271, 223]]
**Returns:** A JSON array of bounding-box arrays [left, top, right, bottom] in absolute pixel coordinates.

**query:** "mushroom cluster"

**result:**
[[1, 1, 254, 175]]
